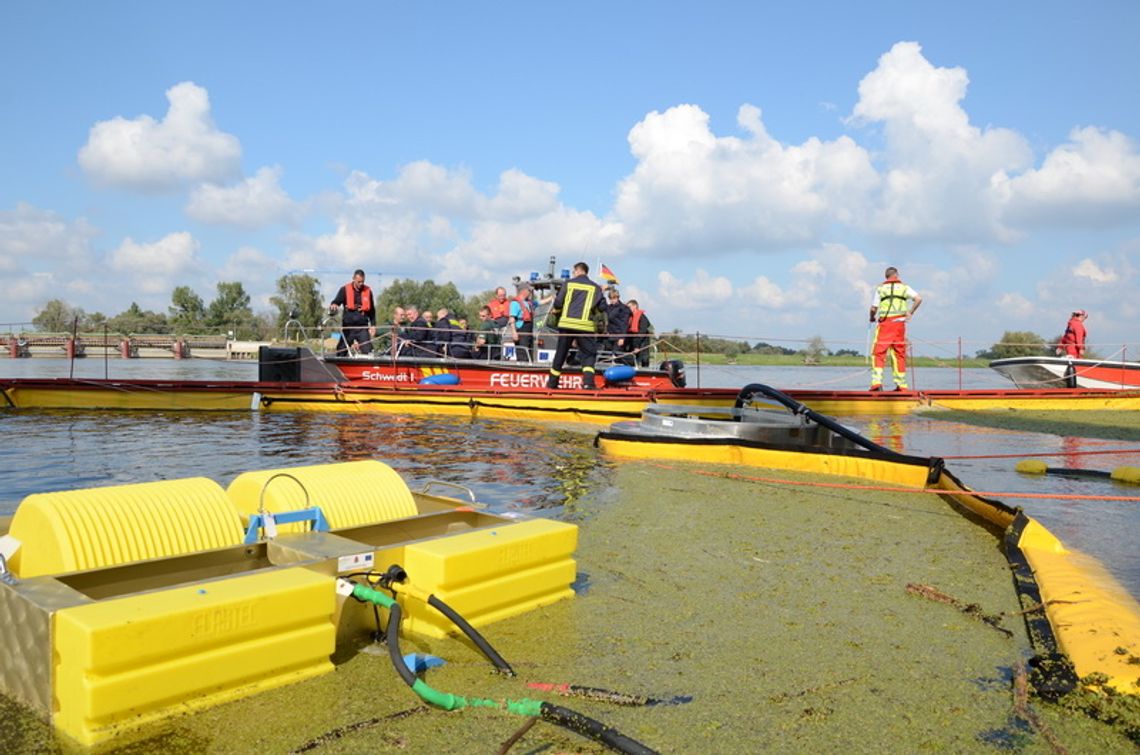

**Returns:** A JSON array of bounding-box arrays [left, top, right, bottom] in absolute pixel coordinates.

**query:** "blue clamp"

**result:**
[[243, 507, 331, 544]]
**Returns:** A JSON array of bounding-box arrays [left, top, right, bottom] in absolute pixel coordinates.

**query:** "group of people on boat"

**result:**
[[327, 265, 653, 385], [334, 265, 1091, 393]]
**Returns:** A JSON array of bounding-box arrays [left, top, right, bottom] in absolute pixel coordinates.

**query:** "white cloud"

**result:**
[[109, 231, 201, 295], [484, 169, 561, 219], [999, 127, 1140, 225], [614, 104, 878, 255], [293, 165, 617, 293], [78, 82, 241, 192], [438, 209, 620, 287], [0, 203, 99, 273], [218, 246, 283, 310], [737, 275, 788, 308], [0, 204, 103, 322], [654, 269, 734, 310], [996, 292, 1035, 319], [1072, 257, 1119, 284], [186, 166, 298, 227], [850, 41, 1032, 241]]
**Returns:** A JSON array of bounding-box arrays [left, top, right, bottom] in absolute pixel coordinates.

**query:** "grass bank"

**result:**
[[921, 409, 1140, 442]]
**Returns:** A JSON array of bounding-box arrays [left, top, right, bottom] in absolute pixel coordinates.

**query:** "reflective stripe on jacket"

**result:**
[[554, 278, 602, 332], [875, 279, 914, 318]]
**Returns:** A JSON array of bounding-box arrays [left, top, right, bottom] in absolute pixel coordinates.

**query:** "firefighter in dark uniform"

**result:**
[[547, 262, 607, 389], [329, 269, 376, 355]]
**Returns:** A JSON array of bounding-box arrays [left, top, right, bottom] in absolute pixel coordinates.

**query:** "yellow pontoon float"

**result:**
[[0, 460, 578, 747]]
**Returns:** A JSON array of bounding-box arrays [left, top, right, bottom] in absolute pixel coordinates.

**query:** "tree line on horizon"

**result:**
[[21, 276, 1073, 359], [23, 276, 515, 341]]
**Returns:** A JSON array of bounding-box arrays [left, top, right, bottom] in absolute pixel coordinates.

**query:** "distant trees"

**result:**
[[803, 335, 828, 362], [655, 329, 747, 354], [377, 279, 467, 319], [108, 303, 171, 334], [169, 286, 206, 332], [976, 331, 1050, 359], [29, 283, 261, 337], [464, 289, 499, 321], [751, 341, 797, 356], [32, 300, 86, 332], [204, 282, 255, 338], [269, 274, 324, 331]]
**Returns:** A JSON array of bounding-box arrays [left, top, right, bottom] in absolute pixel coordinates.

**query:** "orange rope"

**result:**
[[942, 448, 1140, 460], [646, 462, 1140, 503]]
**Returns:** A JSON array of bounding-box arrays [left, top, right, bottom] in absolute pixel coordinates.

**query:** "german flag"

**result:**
[[600, 264, 620, 284]]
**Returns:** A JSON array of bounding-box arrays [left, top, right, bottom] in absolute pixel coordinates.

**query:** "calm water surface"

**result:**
[[2, 358, 1137, 599]]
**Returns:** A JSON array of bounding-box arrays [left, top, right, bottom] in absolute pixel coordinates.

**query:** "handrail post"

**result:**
[[695, 331, 701, 389], [957, 336, 962, 391]]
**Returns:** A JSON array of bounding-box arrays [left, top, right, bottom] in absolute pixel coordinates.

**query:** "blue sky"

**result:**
[[2, 1, 1138, 357]]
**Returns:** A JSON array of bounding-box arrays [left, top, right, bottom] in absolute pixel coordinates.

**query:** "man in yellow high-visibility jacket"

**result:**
[[869, 266, 922, 391], [547, 262, 606, 389]]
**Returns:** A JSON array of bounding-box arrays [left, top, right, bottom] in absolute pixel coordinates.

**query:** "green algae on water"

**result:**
[[920, 409, 1140, 442], [5, 459, 1139, 752]]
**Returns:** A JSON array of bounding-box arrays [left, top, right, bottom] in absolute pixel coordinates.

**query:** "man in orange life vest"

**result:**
[[329, 269, 376, 355], [868, 266, 922, 391], [627, 299, 652, 367]]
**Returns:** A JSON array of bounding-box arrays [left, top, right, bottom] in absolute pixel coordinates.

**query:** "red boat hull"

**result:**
[[324, 356, 681, 392]]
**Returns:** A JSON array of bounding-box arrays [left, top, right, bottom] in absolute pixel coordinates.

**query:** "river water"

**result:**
[[1, 358, 1137, 600]]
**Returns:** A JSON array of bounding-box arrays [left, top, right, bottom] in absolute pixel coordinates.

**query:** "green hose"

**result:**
[[350, 582, 545, 713], [345, 578, 656, 754]]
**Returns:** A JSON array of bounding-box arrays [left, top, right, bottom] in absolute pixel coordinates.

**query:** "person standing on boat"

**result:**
[[488, 287, 511, 327], [510, 283, 535, 360], [1058, 310, 1088, 358], [403, 305, 435, 356], [603, 287, 632, 361], [868, 266, 922, 391], [450, 315, 476, 358], [329, 269, 376, 355], [433, 307, 462, 357], [547, 262, 606, 390], [473, 305, 501, 359], [627, 299, 652, 367]]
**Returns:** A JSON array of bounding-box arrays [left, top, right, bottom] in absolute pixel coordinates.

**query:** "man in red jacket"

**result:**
[[1058, 310, 1088, 358]]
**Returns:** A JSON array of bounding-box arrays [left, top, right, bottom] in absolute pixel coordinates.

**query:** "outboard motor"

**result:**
[[659, 359, 686, 388]]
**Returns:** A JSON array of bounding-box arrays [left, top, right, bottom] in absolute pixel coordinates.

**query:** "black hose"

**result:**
[[540, 702, 659, 755], [735, 383, 898, 456], [385, 602, 418, 689], [427, 594, 516, 676], [377, 592, 655, 754]]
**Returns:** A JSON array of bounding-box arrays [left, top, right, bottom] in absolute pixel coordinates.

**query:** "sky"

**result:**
[[2, 1, 1139, 358]]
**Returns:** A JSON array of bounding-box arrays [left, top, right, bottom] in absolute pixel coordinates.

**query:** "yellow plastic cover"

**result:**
[[53, 568, 336, 746], [399, 519, 578, 638], [226, 460, 418, 531], [8, 477, 244, 578]]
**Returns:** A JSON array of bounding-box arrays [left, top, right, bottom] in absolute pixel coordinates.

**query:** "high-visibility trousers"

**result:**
[[871, 316, 908, 388]]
